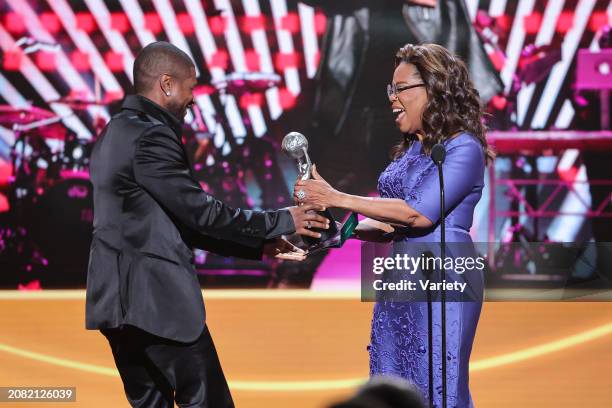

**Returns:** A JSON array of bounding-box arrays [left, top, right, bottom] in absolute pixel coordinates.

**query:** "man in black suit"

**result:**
[[85, 41, 328, 407]]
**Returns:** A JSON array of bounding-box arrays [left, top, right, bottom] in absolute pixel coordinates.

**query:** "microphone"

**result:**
[[430, 142, 447, 408], [282, 132, 312, 181], [431, 143, 446, 165]]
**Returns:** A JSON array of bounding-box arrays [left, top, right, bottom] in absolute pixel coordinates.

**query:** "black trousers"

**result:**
[[101, 325, 234, 408]]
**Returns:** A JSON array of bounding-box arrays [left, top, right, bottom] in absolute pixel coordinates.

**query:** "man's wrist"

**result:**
[[281, 208, 297, 235]]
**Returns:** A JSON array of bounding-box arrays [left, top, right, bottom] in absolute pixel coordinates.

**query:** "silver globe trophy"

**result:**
[[282, 132, 338, 245]]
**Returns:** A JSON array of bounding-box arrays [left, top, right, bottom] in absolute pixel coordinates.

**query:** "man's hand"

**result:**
[[287, 204, 330, 239], [263, 237, 307, 261]]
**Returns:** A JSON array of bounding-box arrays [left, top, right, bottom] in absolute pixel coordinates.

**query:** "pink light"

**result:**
[[314, 12, 326, 35], [69, 89, 89, 99], [313, 50, 321, 67], [0, 193, 7, 213], [491, 95, 507, 111], [71, 51, 91, 71], [193, 85, 216, 95], [3, 50, 23, 71], [523, 12, 542, 35], [208, 16, 227, 35], [239, 93, 264, 109], [278, 88, 296, 109], [244, 49, 261, 71], [105, 51, 124, 72], [105, 90, 124, 101], [240, 15, 266, 33], [239, 94, 250, 108], [210, 50, 229, 69], [281, 12, 300, 33], [177, 13, 195, 35], [18, 280, 41, 291], [489, 50, 505, 71], [274, 52, 300, 70], [475, 10, 493, 28], [110, 13, 130, 33], [4, 12, 26, 35], [558, 167, 578, 182], [68, 185, 88, 198], [495, 14, 511, 32], [35, 51, 56, 72], [0, 160, 12, 192], [588, 12, 609, 32], [40, 12, 61, 34], [556, 11, 574, 34], [76, 12, 96, 33], [144, 13, 162, 34]]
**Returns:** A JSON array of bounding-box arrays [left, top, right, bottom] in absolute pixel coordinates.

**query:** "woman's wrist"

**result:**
[[335, 191, 353, 210]]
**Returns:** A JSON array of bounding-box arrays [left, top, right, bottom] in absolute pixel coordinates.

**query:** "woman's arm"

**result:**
[[296, 139, 486, 230], [337, 194, 433, 228], [294, 165, 433, 229]]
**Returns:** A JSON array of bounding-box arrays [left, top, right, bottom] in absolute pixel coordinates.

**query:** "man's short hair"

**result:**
[[133, 41, 195, 94]]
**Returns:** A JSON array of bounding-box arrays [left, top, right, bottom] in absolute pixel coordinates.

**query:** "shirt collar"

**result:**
[[121, 95, 182, 136]]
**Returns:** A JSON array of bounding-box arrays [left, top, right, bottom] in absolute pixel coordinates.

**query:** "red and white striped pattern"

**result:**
[[0, 0, 325, 152]]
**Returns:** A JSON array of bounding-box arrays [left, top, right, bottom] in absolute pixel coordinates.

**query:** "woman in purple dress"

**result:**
[[295, 43, 492, 407]]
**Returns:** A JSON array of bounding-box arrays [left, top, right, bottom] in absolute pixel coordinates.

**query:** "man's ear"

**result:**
[[160, 74, 172, 96]]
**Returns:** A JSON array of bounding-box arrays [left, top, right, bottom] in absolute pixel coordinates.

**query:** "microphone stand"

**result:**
[[432, 144, 447, 408], [423, 251, 434, 407]]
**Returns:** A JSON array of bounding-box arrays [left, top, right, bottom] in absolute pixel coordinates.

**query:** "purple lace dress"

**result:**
[[369, 133, 485, 407]]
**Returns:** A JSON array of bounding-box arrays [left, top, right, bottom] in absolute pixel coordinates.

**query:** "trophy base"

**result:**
[[304, 212, 358, 256]]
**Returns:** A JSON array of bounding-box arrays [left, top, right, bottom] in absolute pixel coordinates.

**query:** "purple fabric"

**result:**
[[369, 133, 485, 407]]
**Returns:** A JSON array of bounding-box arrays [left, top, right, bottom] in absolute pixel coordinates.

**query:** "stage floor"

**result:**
[[0, 290, 611, 407]]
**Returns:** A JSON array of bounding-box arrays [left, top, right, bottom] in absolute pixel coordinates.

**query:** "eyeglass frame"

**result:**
[[386, 83, 426, 99]]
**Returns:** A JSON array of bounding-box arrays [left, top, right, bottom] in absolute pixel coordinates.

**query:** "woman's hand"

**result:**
[[293, 166, 429, 228], [293, 165, 342, 209], [353, 218, 395, 242]]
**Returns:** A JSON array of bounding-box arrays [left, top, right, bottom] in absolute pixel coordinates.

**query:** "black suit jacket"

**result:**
[[85, 95, 295, 342]]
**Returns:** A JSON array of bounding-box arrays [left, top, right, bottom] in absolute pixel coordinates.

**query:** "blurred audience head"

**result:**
[[328, 376, 426, 408]]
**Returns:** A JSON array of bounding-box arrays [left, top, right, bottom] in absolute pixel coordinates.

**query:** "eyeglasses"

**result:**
[[386, 83, 425, 99]]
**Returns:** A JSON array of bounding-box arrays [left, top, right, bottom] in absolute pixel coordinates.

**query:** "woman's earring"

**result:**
[[166, 91, 171, 96]]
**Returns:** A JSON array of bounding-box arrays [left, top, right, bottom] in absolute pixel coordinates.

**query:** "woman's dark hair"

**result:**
[[391, 43, 494, 164]]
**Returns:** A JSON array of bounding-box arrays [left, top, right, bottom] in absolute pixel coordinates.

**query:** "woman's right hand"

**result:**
[[353, 218, 395, 242], [293, 164, 342, 208]]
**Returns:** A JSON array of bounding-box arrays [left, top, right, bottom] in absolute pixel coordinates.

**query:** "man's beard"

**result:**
[[167, 100, 186, 122]]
